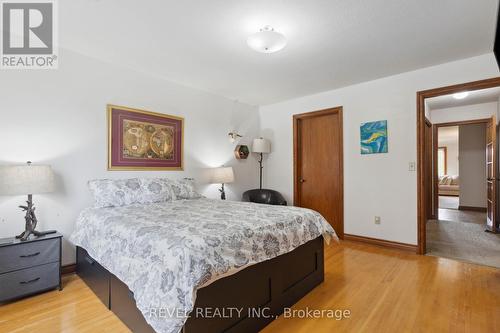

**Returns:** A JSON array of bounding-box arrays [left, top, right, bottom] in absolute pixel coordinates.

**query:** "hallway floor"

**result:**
[[427, 208, 500, 268], [438, 195, 459, 210]]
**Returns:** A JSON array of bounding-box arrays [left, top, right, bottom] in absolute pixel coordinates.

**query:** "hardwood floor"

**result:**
[[0, 275, 130, 333], [1, 240, 499, 333]]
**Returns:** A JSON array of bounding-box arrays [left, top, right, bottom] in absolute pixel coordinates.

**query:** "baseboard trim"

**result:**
[[458, 205, 487, 212], [61, 263, 76, 275], [344, 234, 417, 253]]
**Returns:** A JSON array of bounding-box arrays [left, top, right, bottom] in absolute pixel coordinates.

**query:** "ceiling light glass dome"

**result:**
[[247, 26, 287, 53]]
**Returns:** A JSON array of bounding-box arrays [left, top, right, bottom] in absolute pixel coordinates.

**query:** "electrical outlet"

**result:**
[[409, 162, 416, 171], [374, 216, 381, 224]]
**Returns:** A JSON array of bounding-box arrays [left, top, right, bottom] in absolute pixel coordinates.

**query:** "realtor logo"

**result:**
[[1, 0, 58, 69]]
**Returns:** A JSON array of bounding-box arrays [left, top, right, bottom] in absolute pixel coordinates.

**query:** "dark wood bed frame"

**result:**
[[76, 236, 324, 333]]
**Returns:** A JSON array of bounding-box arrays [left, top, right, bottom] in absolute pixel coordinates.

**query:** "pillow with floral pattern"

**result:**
[[169, 178, 202, 200], [88, 178, 142, 208], [139, 178, 175, 204], [88, 178, 176, 208]]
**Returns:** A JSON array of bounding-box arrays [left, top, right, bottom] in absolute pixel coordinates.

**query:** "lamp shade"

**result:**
[[0, 164, 55, 196], [252, 138, 271, 153], [210, 167, 234, 184]]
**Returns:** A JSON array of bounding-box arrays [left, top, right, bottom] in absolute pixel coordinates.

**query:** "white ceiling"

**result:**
[[60, 0, 499, 105], [427, 86, 500, 110]]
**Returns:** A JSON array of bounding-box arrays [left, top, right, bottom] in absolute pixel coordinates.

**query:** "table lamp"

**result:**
[[252, 138, 271, 189], [210, 166, 234, 200], [0, 161, 56, 241]]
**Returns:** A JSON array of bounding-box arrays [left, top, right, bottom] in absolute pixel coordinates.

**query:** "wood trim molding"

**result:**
[[458, 205, 487, 212], [61, 263, 76, 275], [432, 124, 438, 218], [424, 118, 436, 219], [434, 118, 491, 127], [344, 234, 417, 252], [417, 77, 500, 98], [417, 77, 500, 254]]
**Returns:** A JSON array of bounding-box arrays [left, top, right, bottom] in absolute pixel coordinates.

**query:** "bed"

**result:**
[[438, 175, 460, 196], [70, 179, 336, 333]]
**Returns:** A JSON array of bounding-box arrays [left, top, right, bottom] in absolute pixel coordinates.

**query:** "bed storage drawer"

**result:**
[[76, 246, 110, 308], [186, 261, 273, 333], [110, 275, 155, 333]]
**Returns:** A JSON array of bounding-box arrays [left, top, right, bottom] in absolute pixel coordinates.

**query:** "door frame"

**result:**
[[293, 106, 344, 238], [416, 77, 500, 254], [424, 118, 435, 220], [432, 119, 491, 221]]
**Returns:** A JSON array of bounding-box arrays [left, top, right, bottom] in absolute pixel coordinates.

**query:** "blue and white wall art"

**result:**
[[360, 120, 388, 154]]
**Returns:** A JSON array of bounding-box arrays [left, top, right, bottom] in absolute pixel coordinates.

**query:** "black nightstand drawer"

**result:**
[[0, 238, 59, 274], [0, 262, 59, 302]]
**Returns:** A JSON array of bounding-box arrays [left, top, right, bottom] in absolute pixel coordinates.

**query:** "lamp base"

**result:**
[[16, 229, 57, 242], [219, 183, 226, 200], [16, 194, 56, 241]]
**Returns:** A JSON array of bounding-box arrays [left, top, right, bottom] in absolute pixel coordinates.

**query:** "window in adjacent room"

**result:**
[[437, 146, 447, 176]]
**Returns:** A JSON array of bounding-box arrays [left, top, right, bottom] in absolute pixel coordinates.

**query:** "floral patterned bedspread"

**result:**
[[70, 198, 337, 333]]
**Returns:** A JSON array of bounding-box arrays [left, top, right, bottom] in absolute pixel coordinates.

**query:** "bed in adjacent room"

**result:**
[[70, 178, 336, 333]]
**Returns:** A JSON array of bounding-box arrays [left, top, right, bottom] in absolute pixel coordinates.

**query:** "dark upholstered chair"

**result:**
[[242, 189, 287, 206]]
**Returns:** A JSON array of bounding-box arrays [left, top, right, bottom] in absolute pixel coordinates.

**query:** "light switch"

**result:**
[[409, 162, 416, 171]]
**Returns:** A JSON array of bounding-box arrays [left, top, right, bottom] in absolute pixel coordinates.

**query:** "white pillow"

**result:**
[[439, 176, 448, 185], [88, 178, 142, 208], [168, 178, 202, 200], [88, 178, 175, 208], [139, 178, 175, 204]]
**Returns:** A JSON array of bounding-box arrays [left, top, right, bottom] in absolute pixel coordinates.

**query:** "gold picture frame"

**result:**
[[107, 104, 184, 171]]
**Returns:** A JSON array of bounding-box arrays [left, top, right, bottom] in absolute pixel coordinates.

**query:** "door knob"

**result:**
[[299, 178, 306, 183]]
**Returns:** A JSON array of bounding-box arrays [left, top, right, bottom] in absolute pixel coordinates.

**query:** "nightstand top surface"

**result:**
[[0, 232, 62, 248]]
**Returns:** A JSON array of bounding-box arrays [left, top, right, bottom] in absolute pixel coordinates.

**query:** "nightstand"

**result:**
[[0, 232, 62, 302]]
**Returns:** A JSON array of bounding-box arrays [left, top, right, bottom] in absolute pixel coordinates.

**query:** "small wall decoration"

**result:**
[[360, 120, 388, 154], [108, 105, 183, 170], [234, 145, 250, 159]]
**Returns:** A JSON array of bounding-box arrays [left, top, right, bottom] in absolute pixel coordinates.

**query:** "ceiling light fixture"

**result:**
[[453, 91, 469, 99], [247, 26, 287, 53]]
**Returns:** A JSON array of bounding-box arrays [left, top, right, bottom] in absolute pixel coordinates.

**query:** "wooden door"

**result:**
[[293, 107, 343, 238], [486, 116, 498, 232]]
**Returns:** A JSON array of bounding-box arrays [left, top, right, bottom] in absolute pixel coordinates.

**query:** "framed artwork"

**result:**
[[107, 105, 184, 170], [360, 120, 388, 154]]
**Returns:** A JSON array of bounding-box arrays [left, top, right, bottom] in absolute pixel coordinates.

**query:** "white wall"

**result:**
[[259, 53, 499, 245], [459, 124, 487, 208], [439, 139, 459, 176], [431, 102, 498, 124], [1, 51, 498, 263], [0, 49, 260, 265]]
